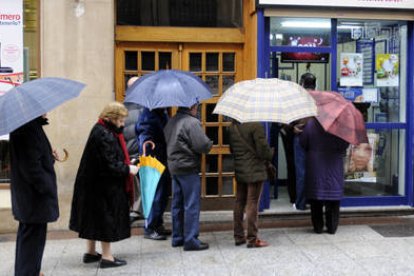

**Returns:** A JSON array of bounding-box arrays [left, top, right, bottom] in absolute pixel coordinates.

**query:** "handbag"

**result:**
[[233, 124, 277, 181]]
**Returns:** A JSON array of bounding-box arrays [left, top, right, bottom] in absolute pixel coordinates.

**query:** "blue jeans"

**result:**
[[145, 169, 170, 234], [171, 174, 201, 249], [294, 136, 307, 210]]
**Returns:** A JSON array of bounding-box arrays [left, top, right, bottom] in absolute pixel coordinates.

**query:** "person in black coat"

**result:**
[[10, 115, 59, 276], [69, 102, 139, 269]]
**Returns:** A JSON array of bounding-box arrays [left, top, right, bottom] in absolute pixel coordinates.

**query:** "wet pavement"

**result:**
[[2, 216, 414, 276]]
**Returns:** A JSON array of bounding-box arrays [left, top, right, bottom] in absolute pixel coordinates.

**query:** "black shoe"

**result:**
[[172, 241, 184, 247], [144, 230, 167, 241], [157, 225, 172, 236], [235, 239, 246, 246], [184, 242, 209, 251], [99, 257, 127, 269], [313, 228, 323, 234], [129, 211, 143, 225], [82, 252, 102, 263]]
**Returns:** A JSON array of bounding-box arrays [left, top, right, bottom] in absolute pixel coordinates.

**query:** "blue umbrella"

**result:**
[[124, 70, 212, 109], [0, 77, 85, 136]]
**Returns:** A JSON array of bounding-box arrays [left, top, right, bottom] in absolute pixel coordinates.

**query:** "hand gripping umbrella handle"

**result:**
[[142, 140, 155, 156]]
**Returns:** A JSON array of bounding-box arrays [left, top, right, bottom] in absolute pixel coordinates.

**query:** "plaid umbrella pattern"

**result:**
[[308, 90, 368, 145], [0, 77, 85, 135], [213, 78, 317, 124]]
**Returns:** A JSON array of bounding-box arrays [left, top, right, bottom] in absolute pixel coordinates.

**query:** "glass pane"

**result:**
[[205, 75, 219, 95], [223, 75, 235, 92], [189, 53, 202, 72], [125, 51, 138, 70], [141, 51, 155, 71], [270, 18, 331, 47], [223, 53, 235, 72], [222, 177, 234, 196], [205, 154, 218, 173], [206, 104, 218, 122], [206, 127, 218, 145], [206, 177, 218, 195], [117, 0, 242, 28], [337, 20, 407, 123], [344, 129, 405, 196], [0, 141, 10, 183], [222, 154, 234, 172], [206, 53, 219, 72], [159, 52, 172, 70]]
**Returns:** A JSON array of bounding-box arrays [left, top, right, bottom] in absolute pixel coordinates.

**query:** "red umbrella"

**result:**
[[308, 90, 368, 145]]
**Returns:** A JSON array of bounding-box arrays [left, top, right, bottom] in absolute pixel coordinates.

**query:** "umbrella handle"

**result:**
[[142, 140, 155, 156]]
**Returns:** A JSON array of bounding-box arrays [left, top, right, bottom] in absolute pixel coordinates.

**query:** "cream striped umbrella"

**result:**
[[213, 78, 317, 123]]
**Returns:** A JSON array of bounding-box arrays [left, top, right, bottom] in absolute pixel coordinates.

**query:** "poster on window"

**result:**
[[0, 0, 23, 96], [340, 53, 363, 87], [344, 133, 378, 181], [376, 54, 399, 87]]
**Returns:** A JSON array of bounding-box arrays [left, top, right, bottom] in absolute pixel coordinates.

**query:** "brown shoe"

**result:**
[[247, 239, 269, 248]]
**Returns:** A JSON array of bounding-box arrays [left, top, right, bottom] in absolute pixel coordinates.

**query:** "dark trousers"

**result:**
[[145, 169, 170, 233], [310, 200, 340, 234], [281, 128, 296, 203], [171, 174, 201, 249], [234, 181, 264, 243], [294, 136, 306, 210], [15, 222, 47, 276]]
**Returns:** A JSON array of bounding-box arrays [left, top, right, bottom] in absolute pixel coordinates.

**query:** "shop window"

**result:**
[[336, 20, 407, 124], [344, 129, 405, 197], [116, 0, 242, 28], [0, 0, 39, 185]]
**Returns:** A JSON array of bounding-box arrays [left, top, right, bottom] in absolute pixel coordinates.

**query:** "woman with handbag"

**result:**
[[228, 121, 274, 248]]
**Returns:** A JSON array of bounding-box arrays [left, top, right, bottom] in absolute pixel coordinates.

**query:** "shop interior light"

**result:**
[[281, 21, 331, 28]]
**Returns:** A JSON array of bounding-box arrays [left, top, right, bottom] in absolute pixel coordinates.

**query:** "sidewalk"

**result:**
[[2, 217, 414, 276]]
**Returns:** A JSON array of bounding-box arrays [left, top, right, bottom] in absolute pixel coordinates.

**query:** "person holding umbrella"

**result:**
[[2, 77, 85, 276], [136, 107, 171, 240], [228, 121, 274, 248], [164, 104, 213, 251], [10, 114, 60, 276], [69, 102, 139, 268]]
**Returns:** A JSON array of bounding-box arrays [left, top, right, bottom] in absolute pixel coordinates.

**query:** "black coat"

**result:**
[[69, 122, 131, 242], [10, 117, 59, 223]]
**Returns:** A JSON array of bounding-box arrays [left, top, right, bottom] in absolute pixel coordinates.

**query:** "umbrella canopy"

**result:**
[[212, 78, 317, 124], [138, 141, 165, 220], [0, 77, 85, 136], [308, 90, 368, 145], [124, 69, 212, 109]]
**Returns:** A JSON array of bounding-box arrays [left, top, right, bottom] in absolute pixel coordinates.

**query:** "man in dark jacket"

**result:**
[[10, 115, 59, 276], [164, 105, 213, 251], [136, 107, 171, 240]]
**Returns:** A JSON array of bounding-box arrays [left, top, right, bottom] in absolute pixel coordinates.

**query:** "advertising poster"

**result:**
[[0, 0, 23, 96], [376, 54, 399, 87], [344, 133, 379, 180], [340, 53, 363, 87]]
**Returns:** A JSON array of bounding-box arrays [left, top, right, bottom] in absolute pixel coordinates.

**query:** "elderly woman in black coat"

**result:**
[[69, 102, 139, 269]]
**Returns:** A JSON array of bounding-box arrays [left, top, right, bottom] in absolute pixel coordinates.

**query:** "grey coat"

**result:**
[[123, 102, 144, 158], [228, 122, 273, 184], [164, 110, 213, 175]]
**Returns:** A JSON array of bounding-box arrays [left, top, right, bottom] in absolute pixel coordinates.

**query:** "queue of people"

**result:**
[[8, 74, 353, 274]]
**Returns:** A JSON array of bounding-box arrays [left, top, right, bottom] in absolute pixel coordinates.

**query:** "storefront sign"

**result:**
[[0, 0, 23, 95], [258, 0, 414, 9]]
